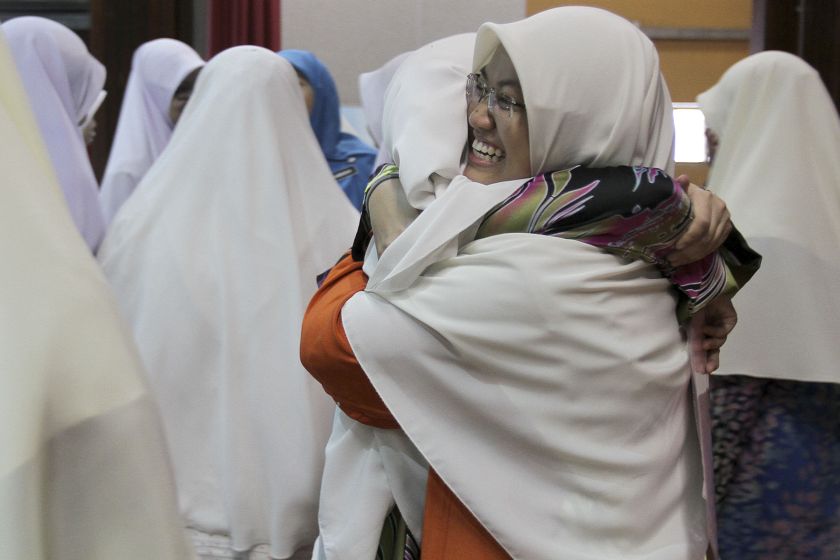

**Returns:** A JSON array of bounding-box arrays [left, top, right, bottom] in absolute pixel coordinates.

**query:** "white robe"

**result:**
[[698, 51, 840, 384], [98, 47, 359, 559]]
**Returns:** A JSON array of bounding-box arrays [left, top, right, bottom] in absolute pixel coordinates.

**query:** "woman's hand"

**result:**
[[699, 296, 738, 373], [368, 178, 420, 255], [668, 175, 732, 266]]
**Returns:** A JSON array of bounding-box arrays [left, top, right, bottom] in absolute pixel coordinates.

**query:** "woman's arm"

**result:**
[[300, 252, 399, 429], [474, 165, 758, 316], [368, 177, 419, 255]]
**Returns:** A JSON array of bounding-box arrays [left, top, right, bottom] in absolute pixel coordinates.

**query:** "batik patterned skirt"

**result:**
[[711, 374, 840, 560]]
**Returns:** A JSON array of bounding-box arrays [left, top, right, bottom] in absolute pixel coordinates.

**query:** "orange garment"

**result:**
[[300, 252, 398, 429], [301, 252, 509, 557], [422, 469, 512, 560]]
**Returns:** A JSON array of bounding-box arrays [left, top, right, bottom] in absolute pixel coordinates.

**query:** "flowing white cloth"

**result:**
[[698, 51, 840, 385], [346, 235, 708, 560], [1, 16, 106, 251], [98, 47, 359, 559], [99, 38, 203, 224], [338, 7, 711, 559], [0, 30, 192, 560]]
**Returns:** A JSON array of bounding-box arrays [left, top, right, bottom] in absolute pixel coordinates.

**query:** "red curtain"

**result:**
[[208, 0, 281, 57]]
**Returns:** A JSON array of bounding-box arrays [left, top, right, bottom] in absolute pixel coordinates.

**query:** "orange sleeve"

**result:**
[[300, 252, 399, 429]]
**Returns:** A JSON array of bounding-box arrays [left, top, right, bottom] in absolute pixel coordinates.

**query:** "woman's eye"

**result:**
[[496, 94, 517, 109]]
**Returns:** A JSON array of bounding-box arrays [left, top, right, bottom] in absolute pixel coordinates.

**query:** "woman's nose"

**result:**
[[468, 97, 494, 130]]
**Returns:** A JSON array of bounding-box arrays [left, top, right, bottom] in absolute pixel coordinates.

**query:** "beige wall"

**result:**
[[527, 0, 751, 28], [281, 0, 526, 105]]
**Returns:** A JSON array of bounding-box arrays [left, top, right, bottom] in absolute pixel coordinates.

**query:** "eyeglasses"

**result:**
[[465, 73, 526, 118]]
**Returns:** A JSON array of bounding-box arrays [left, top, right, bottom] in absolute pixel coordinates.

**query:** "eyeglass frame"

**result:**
[[465, 72, 526, 119]]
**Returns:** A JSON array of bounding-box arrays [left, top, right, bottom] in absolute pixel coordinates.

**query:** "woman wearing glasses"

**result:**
[[304, 8, 757, 559]]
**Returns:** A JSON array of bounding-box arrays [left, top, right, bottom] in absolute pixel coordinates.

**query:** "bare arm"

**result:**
[[367, 177, 420, 255]]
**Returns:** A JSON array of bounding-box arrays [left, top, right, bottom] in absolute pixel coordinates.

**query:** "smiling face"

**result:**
[[463, 46, 531, 185]]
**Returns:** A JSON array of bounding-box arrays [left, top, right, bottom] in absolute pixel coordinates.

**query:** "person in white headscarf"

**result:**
[[98, 46, 359, 560], [2, 16, 106, 251], [697, 51, 840, 560], [302, 8, 761, 560], [99, 38, 204, 224], [0, 28, 193, 560]]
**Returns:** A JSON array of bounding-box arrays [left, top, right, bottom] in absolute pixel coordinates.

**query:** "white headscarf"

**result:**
[[98, 46, 359, 558], [698, 51, 840, 384], [473, 7, 674, 175], [2, 16, 106, 251], [0, 29, 192, 560], [358, 51, 412, 160], [99, 38, 204, 224], [380, 33, 474, 209]]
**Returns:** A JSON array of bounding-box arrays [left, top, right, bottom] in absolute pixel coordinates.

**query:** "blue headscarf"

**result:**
[[278, 50, 376, 210]]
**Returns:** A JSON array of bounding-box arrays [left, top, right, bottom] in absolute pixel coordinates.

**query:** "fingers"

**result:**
[[703, 336, 727, 351], [703, 322, 732, 338], [668, 184, 730, 266], [705, 349, 720, 373], [712, 217, 733, 248]]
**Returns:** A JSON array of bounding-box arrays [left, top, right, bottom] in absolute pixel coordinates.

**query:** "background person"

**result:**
[[99, 38, 203, 224], [698, 50, 840, 560], [279, 49, 377, 210], [0, 27, 192, 560], [2, 16, 106, 251]]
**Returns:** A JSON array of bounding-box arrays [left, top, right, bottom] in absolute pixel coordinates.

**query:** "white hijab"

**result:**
[[98, 47, 359, 558], [99, 38, 203, 224], [698, 51, 840, 384], [0, 29, 192, 560], [340, 7, 712, 560], [2, 17, 106, 251], [358, 50, 412, 166]]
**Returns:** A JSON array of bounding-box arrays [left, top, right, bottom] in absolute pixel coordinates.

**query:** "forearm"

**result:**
[[368, 176, 420, 254]]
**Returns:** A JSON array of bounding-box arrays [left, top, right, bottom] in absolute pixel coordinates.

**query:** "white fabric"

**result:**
[[472, 8, 675, 177], [100, 38, 203, 224], [358, 51, 412, 165], [2, 16, 106, 251], [346, 235, 707, 559], [380, 33, 475, 211], [339, 7, 710, 559], [0, 30, 192, 560], [698, 51, 840, 384], [98, 46, 359, 559], [314, 410, 428, 560], [359, 53, 408, 149]]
